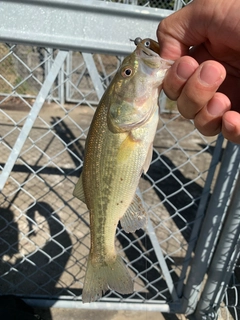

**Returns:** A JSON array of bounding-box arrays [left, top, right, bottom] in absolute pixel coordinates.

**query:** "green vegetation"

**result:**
[[13, 76, 30, 95], [0, 44, 35, 96]]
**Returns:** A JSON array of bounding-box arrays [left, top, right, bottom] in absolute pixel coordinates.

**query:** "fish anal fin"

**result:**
[[120, 194, 147, 233], [82, 254, 133, 303], [73, 174, 85, 203]]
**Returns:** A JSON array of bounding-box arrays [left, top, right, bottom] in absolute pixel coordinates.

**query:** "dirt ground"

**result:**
[[0, 100, 234, 320]]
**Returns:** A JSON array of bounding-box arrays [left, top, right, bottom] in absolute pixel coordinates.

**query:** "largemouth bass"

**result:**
[[73, 38, 172, 303]]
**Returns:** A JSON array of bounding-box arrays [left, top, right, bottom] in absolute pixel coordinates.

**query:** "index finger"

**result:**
[[157, 1, 207, 60]]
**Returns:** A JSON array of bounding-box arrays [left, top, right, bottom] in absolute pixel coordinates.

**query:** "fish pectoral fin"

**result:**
[[142, 142, 153, 174], [73, 174, 85, 203], [117, 134, 136, 162], [120, 194, 147, 233]]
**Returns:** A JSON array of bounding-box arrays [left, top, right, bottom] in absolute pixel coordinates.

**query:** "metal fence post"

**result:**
[[82, 53, 105, 100], [58, 58, 65, 105], [181, 141, 240, 315], [0, 50, 68, 191], [176, 134, 224, 298], [194, 163, 240, 319]]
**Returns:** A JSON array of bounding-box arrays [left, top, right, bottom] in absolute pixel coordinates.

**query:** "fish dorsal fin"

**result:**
[[142, 142, 153, 174], [120, 193, 147, 233], [73, 174, 85, 203]]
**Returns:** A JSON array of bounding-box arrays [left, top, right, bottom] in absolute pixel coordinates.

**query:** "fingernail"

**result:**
[[199, 64, 222, 86], [177, 61, 196, 80], [207, 95, 230, 116], [207, 99, 223, 116]]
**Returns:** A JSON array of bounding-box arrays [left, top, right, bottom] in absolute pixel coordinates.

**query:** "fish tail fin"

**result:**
[[82, 254, 133, 303]]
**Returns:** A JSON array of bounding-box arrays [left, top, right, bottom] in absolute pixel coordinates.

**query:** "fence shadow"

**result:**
[[143, 149, 205, 242], [1, 115, 219, 313], [50, 117, 209, 305], [116, 228, 180, 302], [115, 145, 213, 305], [50, 116, 85, 170]]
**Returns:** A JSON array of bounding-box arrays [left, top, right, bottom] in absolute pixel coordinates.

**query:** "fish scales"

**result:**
[[73, 38, 173, 302], [84, 101, 144, 257]]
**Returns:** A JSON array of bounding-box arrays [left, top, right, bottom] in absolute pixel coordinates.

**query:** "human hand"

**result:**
[[157, 0, 240, 144]]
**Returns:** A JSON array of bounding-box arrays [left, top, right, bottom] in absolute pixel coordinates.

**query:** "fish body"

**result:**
[[73, 39, 172, 303]]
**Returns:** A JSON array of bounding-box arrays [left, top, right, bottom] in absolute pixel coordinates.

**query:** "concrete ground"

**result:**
[[34, 307, 185, 320]]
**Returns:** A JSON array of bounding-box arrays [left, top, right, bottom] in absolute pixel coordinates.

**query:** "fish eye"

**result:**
[[144, 39, 151, 48], [121, 67, 133, 77]]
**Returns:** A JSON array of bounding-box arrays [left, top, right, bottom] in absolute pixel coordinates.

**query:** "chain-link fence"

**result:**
[[0, 1, 240, 319]]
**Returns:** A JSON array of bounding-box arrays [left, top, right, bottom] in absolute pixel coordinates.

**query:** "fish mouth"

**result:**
[[142, 49, 156, 57], [137, 42, 174, 68], [137, 43, 159, 58]]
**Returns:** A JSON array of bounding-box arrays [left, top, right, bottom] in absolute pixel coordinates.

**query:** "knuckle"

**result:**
[[194, 118, 221, 137], [162, 84, 180, 101], [157, 19, 167, 34], [177, 91, 204, 119], [193, 106, 222, 136], [162, 70, 184, 101]]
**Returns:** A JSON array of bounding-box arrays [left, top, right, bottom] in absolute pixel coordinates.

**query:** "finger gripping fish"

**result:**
[[73, 38, 172, 303]]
